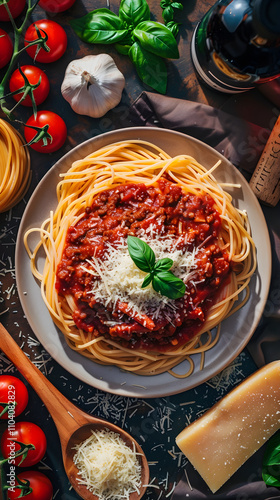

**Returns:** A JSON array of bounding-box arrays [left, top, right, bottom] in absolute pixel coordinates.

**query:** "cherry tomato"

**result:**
[[0, 28, 13, 69], [0, 0, 26, 22], [8, 471, 53, 500], [0, 375, 28, 419], [1, 421, 47, 467], [24, 110, 67, 153], [39, 0, 76, 13], [9, 66, 50, 107], [24, 19, 67, 63]]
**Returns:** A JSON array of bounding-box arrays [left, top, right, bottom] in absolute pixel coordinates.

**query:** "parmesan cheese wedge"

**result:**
[[176, 361, 280, 493]]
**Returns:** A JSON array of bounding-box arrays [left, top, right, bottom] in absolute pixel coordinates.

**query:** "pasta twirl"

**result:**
[[24, 140, 256, 377]]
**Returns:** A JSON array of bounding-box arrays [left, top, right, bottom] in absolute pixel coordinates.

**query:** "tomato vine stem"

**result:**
[[0, 0, 49, 131]]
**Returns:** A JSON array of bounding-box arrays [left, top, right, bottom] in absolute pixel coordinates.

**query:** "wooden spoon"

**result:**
[[0, 323, 149, 500]]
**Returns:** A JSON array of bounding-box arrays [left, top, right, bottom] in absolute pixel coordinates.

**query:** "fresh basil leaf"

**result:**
[[152, 271, 185, 299], [262, 431, 280, 486], [127, 235, 155, 273], [115, 43, 131, 55], [128, 42, 167, 94], [160, 0, 170, 8], [141, 273, 153, 288], [154, 258, 173, 272], [262, 466, 280, 487], [171, 2, 183, 10], [263, 431, 280, 466], [166, 21, 180, 37], [262, 433, 280, 486], [119, 0, 150, 29], [162, 6, 174, 23], [70, 9, 129, 45], [132, 21, 179, 59]]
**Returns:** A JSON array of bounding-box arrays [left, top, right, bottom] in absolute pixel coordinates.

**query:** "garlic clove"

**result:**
[[61, 54, 125, 118]]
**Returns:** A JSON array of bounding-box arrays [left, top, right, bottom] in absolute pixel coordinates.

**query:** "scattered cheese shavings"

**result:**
[[73, 429, 142, 500], [82, 232, 198, 320]]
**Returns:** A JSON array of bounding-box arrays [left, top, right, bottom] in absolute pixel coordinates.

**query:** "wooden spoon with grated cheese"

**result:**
[[0, 323, 149, 500]]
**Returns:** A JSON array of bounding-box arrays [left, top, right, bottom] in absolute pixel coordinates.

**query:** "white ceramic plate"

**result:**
[[16, 127, 271, 398]]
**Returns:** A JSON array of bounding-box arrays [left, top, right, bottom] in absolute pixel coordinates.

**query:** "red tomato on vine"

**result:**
[[0, 0, 26, 22], [0, 375, 28, 419], [0, 28, 13, 69], [7, 471, 53, 500], [1, 421, 47, 467], [24, 110, 67, 153], [24, 19, 67, 63], [39, 0, 76, 13], [9, 66, 50, 106]]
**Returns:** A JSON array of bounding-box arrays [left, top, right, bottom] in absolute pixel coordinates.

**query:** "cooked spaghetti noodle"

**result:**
[[24, 140, 256, 377], [0, 119, 31, 213]]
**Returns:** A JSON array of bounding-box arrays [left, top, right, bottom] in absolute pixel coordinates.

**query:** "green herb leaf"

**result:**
[[166, 21, 180, 37], [171, 2, 183, 10], [160, 0, 170, 8], [115, 43, 132, 55], [154, 258, 173, 272], [119, 0, 150, 29], [162, 6, 174, 23], [152, 271, 186, 299], [263, 432, 280, 466], [141, 273, 153, 288], [132, 21, 179, 59], [127, 235, 155, 273], [70, 9, 129, 45], [262, 468, 280, 488], [128, 41, 167, 94], [262, 431, 280, 487], [127, 236, 185, 299]]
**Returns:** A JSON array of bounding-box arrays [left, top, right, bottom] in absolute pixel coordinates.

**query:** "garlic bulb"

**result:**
[[61, 54, 125, 118]]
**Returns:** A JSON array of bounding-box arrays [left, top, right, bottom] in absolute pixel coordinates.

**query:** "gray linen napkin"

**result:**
[[129, 91, 266, 177]]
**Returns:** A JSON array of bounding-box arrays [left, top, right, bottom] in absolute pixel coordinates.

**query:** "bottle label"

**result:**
[[249, 116, 280, 207]]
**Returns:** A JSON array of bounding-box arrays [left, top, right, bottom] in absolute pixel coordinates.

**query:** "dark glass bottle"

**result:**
[[191, 0, 280, 93]]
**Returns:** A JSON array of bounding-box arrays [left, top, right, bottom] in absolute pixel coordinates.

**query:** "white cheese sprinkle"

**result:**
[[73, 429, 142, 500], [81, 231, 198, 320]]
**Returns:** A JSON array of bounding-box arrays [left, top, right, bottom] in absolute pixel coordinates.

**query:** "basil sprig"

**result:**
[[70, 0, 180, 94], [160, 0, 183, 38], [127, 235, 185, 300], [262, 430, 280, 487]]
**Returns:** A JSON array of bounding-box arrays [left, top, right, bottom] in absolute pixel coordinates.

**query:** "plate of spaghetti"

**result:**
[[16, 127, 271, 397]]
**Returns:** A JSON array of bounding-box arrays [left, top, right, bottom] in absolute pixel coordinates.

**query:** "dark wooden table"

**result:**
[[0, 1, 279, 499]]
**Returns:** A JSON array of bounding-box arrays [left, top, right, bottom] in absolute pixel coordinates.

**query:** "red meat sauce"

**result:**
[[56, 179, 231, 351]]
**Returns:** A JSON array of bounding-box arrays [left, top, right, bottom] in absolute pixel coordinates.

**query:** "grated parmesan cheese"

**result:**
[[73, 429, 142, 500], [81, 230, 198, 321]]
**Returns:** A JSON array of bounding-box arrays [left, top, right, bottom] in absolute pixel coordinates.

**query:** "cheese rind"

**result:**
[[176, 361, 280, 493]]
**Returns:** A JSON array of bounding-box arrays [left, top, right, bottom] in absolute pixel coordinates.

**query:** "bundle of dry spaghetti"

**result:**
[[0, 119, 31, 213]]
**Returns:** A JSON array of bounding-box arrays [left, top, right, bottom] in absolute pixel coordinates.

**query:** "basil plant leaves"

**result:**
[[127, 235, 185, 300], [70, 0, 180, 94], [262, 430, 280, 487]]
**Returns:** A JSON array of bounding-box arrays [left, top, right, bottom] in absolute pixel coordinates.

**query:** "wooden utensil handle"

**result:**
[[0, 323, 88, 437]]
